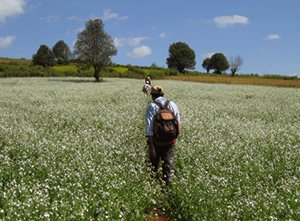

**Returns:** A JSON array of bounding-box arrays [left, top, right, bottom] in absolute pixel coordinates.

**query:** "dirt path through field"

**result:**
[[146, 207, 171, 221], [153, 216, 170, 221]]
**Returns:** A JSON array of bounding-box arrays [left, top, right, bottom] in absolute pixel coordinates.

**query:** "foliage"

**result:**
[[166, 42, 196, 73], [111, 66, 128, 73], [0, 63, 62, 77], [52, 40, 72, 61], [150, 62, 159, 69], [210, 53, 230, 74], [263, 74, 299, 80], [1, 57, 299, 85], [0, 78, 299, 220], [32, 45, 56, 67], [202, 58, 213, 73], [74, 19, 117, 81]]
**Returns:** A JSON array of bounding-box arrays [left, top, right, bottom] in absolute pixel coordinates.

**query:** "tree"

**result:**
[[74, 19, 117, 81], [229, 55, 243, 77], [166, 42, 196, 73], [210, 53, 229, 74], [150, 62, 158, 69], [52, 40, 71, 61], [202, 58, 212, 73], [32, 44, 55, 67]]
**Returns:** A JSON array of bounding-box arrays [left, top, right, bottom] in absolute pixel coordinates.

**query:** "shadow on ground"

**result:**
[[48, 79, 105, 83]]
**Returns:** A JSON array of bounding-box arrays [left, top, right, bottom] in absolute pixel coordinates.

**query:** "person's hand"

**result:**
[[149, 145, 156, 158]]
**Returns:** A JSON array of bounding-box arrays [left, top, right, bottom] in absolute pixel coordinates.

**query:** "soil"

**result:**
[[146, 208, 171, 221], [153, 216, 170, 221]]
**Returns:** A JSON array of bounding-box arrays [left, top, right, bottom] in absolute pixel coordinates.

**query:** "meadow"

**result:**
[[0, 77, 299, 220], [166, 75, 300, 88]]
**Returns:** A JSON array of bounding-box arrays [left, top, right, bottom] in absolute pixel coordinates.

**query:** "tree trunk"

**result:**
[[231, 69, 236, 77], [94, 66, 100, 82], [178, 66, 185, 74]]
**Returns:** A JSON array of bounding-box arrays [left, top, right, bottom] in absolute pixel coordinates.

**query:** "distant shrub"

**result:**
[[263, 74, 298, 80], [0, 64, 4, 72], [112, 67, 128, 73], [165, 69, 179, 76], [127, 65, 145, 75], [57, 58, 70, 65], [28, 66, 61, 77]]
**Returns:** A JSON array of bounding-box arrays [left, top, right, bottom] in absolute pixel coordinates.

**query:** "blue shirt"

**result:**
[[145, 97, 181, 137]]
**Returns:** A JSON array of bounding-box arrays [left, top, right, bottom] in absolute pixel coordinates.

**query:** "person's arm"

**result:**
[[148, 136, 156, 158]]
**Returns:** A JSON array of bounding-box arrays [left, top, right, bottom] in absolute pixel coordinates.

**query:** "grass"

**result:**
[[111, 67, 128, 73], [0, 57, 32, 66], [166, 75, 300, 88], [0, 77, 299, 220]]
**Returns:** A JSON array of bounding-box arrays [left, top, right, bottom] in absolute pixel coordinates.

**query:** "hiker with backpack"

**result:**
[[142, 83, 151, 95], [145, 85, 180, 186], [145, 75, 152, 86]]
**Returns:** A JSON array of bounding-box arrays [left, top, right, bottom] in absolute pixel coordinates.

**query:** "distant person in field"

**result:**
[[145, 76, 151, 86], [142, 83, 151, 95], [145, 85, 180, 186]]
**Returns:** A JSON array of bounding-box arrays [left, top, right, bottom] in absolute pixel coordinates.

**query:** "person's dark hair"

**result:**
[[152, 93, 164, 99]]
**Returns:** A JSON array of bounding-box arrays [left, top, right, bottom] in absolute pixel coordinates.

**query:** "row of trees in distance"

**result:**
[[32, 41, 72, 67], [32, 19, 116, 81], [32, 19, 243, 81], [166, 41, 243, 77]]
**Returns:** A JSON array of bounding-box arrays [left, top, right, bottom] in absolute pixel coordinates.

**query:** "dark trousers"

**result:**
[[150, 143, 175, 186]]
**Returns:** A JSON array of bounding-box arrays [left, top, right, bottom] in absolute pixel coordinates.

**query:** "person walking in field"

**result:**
[[145, 75, 151, 86], [142, 83, 151, 95], [145, 85, 180, 186]]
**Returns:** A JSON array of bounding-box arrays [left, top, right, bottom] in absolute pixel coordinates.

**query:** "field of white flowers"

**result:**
[[0, 77, 299, 220]]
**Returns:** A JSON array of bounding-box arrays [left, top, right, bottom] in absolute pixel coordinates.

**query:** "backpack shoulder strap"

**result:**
[[154, 102, 163, 109], [163, 100, 170, 109], [155, 100, 170, 110], [154, 100, 170, 109]]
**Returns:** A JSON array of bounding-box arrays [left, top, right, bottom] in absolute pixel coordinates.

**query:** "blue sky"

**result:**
[[1, 0, 300, 76]]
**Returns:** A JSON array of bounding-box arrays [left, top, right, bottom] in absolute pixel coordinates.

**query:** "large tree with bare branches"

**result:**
[[229, 55, 243, 77]]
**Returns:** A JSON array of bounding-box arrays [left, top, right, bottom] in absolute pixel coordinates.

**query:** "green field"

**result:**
[[0, 78, 299, 220]]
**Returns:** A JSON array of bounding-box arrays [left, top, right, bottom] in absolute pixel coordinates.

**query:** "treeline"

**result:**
[[0, 59, 299, 81], [0, 60, 177, 79]]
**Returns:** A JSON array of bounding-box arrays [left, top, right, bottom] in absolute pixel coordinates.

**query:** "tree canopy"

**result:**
[[74, 19, 117, 81], [32, 44, 55, 67], [166, 42, 196, 73], [52, 40, 71, 61], [202, 58, 213, 74], [210, 53, 229, 74]]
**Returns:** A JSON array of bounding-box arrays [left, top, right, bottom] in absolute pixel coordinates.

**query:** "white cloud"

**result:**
[[114, 37, 148, 47], [39, 15, 59, 23], [68, 16, 80, 21], [0, 36, 16, 48], [127, 46, 152, 58], [201, 52, 215, 58], [102, 9, 128, 21], [263, 34, 281, 40], [214, 15, 249, 28], [159, 32, 166, 38], [290, 73, 298, 77], [0, 0, 27, 23]]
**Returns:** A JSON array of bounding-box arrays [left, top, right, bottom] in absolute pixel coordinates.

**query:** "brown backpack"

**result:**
[[153, 100, 180, 146]]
